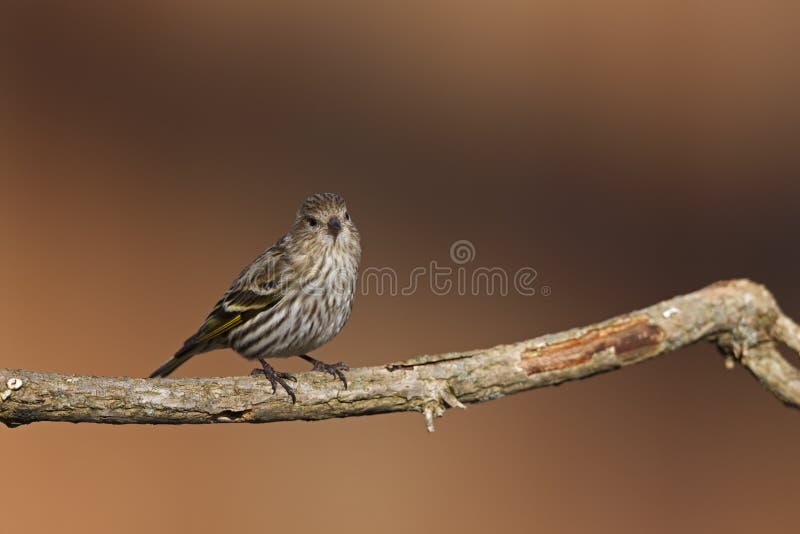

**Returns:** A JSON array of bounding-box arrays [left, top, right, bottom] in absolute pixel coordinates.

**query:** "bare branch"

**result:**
[[2, 279, 799, 431]]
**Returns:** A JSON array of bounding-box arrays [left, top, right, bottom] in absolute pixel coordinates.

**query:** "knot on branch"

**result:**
[[420, 381, 465, 432]]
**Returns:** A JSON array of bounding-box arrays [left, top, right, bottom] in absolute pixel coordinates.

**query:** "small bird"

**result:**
[[149, 192, 361, 403]]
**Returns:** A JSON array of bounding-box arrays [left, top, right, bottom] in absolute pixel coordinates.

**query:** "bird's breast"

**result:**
[[229, 250, 357, 359]]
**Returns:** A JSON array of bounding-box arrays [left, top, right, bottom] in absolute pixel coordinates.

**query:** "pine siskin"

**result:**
[[149, 192, 361, 403]]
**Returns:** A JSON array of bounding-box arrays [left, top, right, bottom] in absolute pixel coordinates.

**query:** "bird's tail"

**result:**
[[148, 342, 199, 378]]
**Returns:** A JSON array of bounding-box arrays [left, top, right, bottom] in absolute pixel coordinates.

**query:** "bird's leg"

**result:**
[[251, 357, 297, 403], [298, 354, 349, 389]]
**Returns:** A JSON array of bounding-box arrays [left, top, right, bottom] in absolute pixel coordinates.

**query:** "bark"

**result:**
[[2, 279, 799, 431]]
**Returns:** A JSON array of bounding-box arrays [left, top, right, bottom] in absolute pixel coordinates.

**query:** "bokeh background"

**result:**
[[1, 2, 799, 533]]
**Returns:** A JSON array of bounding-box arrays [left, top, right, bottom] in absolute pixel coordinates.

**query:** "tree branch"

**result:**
[[2, 279, 799, 431]]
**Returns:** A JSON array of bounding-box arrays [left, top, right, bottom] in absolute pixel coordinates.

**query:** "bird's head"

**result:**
[[292, 192, 360, 254]]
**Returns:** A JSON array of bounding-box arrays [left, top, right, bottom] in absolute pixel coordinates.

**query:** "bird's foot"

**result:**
[[251, 358, 297, 403], [299, 354, 349, 389]]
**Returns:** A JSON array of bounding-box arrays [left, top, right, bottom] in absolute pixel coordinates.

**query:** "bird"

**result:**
[[149, 192, 361, 403]]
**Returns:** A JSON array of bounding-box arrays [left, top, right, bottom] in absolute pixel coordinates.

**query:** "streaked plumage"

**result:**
[[149, 192, 361, 402]]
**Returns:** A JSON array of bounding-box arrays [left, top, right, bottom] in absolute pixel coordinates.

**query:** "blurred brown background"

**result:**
[[1, 1, 799, 533]]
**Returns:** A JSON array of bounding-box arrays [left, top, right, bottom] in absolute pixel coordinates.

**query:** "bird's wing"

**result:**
[[193, 289, 281, 343], [149, 242, 293, 377], [155, 285, 282, 375], [185, 245, 289, 348]]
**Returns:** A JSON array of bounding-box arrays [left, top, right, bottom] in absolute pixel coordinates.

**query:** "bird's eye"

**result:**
[[344, 211, 350, 221], [306, 217, 318, 227]]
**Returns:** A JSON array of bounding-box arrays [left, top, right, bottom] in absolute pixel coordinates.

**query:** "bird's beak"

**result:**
[[327, 217, 342, 238]]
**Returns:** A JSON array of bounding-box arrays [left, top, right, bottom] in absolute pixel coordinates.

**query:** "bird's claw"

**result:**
[[310, 360, 349, 390], [251, 362, 297, 403]]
